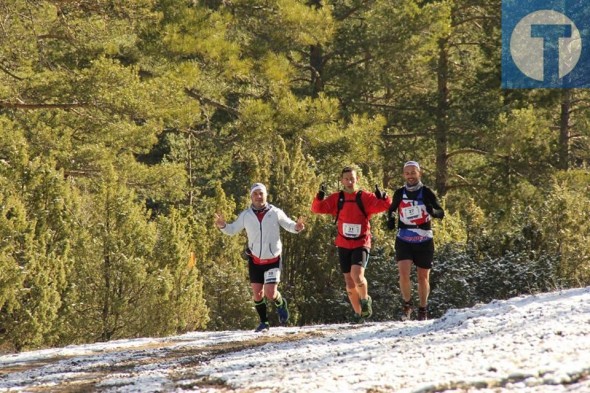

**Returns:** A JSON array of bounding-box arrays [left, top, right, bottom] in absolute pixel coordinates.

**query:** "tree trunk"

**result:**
[[310, 44, 324, 97], [309, 0, 324, 97], [435, 38, 450, 197], [102, 193, 112, 342], [187, 130, 194, 206], [558, 89, 571, 170]]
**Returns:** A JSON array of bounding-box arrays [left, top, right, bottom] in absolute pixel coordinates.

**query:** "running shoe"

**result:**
[[255, 322, 269, 332], [401, 301, 413, 321], [417, 307, 428, 321], [277, 297, 289, 324], [360, 296, 373, 318], [350, 313, 365, 325]]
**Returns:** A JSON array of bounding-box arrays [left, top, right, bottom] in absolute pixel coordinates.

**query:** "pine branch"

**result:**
[[446, 148, 489, 159], [0, 101, 88, 110], [0, 64, 25, 81], [184, 88, 239, 117]]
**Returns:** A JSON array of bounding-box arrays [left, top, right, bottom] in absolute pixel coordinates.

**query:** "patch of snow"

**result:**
[[0, 287, 588, 392]]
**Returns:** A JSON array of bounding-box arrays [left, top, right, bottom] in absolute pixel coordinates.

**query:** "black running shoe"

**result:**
[[401, 301, 413, 321], [417, 307, 428, 321]]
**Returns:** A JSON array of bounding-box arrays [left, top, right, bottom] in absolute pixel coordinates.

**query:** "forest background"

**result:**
[[0, 0, 589, 352]]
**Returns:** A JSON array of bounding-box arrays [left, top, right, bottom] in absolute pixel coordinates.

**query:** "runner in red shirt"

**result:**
[[311, 167, 391, 323]]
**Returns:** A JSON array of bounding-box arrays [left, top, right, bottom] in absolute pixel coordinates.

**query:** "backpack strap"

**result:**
[[355, 190, 367, 218], [334, 190, 367, 224], [334, 191, 345, 224]]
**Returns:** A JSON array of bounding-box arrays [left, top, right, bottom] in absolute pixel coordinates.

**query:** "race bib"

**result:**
[[342, 223, 362, 238], [264, 268, 281, 284], [402, 205, 421, 220]]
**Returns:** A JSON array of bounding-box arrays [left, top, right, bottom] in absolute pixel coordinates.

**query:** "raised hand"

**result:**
[[295, 216, 306, 232], [214, 213, 226, 229], [375, 185, 387, 200], [317, 184, 326, 200]]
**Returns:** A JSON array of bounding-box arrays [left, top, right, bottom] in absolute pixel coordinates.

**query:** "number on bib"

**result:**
[[402, 205, 421, 220], [342, 223, 362, 238], [264, 268, 281, 284]]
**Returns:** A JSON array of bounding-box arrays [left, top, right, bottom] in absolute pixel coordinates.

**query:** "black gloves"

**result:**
[[386, 216, 396, 230], [426, 204, 444, 219], [317, 183, 326, 200], [375, 185, 387, 200], [386, 210, 396, 230]]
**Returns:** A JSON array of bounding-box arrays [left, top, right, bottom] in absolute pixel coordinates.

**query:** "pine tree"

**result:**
[[0, 157, 75, 350], [70, 168, 158, 341], [149, 207, 209, 334]]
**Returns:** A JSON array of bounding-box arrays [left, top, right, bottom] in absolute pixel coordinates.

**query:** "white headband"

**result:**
[[250, 183, 267, 195], [403, 161, 420, 170]]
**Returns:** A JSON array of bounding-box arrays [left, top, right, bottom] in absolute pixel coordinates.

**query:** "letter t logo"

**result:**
[[530, 24, 572, 82]]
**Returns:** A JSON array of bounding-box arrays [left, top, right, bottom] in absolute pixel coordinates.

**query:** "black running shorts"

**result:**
[[394, 238, 434, 269], [248, 258, 281, 284], [338, 247, 370, 274]]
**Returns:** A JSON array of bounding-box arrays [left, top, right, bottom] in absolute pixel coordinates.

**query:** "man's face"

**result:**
[[251, 189, 267, 208], [340, 170, 358, 191], [403, 165, 421, 185]]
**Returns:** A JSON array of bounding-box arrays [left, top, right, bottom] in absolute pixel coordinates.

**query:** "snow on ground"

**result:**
[[0, 287, 589, 392]]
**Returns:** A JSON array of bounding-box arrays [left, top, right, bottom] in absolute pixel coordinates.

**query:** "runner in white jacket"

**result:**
[[215, 183, 305, 332]]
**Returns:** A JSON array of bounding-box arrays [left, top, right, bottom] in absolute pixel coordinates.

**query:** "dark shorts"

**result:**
[[248, 257, 282, 284], [395, 238, 434, 269], [338, 247, 370, 274]]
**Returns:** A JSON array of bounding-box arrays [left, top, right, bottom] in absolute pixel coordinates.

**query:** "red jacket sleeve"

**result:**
[[360, 190, 392, 216], [311, 192, 339, 216]]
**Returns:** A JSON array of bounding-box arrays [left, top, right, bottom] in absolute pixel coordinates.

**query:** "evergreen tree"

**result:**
[[0, 0, 587, 350], [70, 168, 158, 341], [149, 208, 209, 334], [0, 158, 75, 350], [194, 182, 256, 330]]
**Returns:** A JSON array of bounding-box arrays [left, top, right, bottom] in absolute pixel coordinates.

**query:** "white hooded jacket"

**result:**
[[220, 204, 299, 259]]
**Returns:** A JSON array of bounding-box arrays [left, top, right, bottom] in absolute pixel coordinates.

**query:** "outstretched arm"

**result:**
[[311, 192, 338, 215], [424, 188, 445, 219], [277, 209, 305, 233], [215, 211, 245, 235], [364, 187, 392, 215]]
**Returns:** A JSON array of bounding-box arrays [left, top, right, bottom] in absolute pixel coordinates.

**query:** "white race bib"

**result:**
[[342, 223, 362, 238], [402, 205, 421, 220], [264, 268, 281, 284]]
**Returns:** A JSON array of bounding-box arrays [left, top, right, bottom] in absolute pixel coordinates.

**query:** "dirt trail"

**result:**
[[0, 329, 328, 392]]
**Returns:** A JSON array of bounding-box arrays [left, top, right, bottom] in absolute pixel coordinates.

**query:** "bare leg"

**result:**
[[397, 259, 413, 302], [351, 265, 368, 299], [251, 283, 264, 302], [417, 267, 431, 307], [344, 273, 361, 314], [263, 282, 278, 301]]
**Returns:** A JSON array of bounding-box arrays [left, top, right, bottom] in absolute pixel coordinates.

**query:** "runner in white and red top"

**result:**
[[215, 183, 305, 332], [387, 161, 444, 321]]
